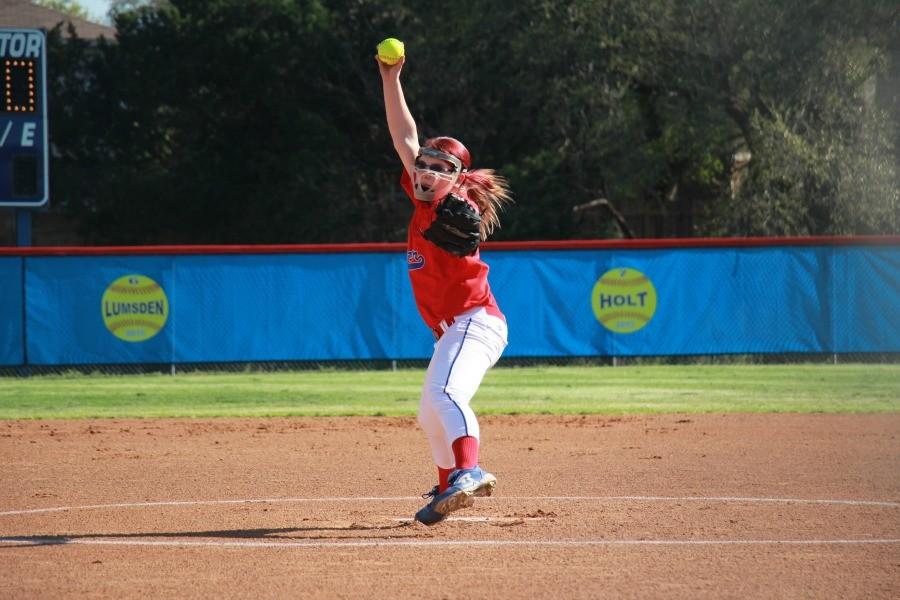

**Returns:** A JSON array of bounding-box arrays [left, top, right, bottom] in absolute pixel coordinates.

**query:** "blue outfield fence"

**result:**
[[0, 237, 898, 367]]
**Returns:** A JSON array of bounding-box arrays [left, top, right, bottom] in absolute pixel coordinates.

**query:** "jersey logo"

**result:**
[[407, 249, 425, 270]]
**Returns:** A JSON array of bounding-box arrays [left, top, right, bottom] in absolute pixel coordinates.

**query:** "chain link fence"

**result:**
[[2, 352, 897, 378]]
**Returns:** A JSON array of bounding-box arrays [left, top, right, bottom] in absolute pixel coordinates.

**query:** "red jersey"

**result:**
[[400, 170, 503, 335]]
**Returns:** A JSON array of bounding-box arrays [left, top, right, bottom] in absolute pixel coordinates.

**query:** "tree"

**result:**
[[34, 0, 93, 21], [466, 0, 898, 238], [49, 0, 400, 243], [616, 0, 899, 236], [44, 0, 899, 244]]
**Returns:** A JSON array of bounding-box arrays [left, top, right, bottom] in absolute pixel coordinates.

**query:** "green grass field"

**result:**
[[0, 364, 897, 419]]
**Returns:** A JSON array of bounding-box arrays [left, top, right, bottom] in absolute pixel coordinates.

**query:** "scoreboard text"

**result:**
[[0, 29, 48, 207]]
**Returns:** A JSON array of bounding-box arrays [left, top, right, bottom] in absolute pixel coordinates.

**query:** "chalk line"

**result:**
[[1, 537, 899, 549], [1, 495, 897, 517]]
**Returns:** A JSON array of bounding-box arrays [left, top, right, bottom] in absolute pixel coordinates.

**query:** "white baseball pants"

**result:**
[[417, 306, 508, 469]]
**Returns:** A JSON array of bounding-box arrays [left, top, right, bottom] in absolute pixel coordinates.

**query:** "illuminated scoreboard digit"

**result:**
[[4, 58, 38, 113], [0, 29, 48, 207]]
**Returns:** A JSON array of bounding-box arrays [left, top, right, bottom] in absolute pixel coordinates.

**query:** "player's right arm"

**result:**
[[377, 56, 419, 176]]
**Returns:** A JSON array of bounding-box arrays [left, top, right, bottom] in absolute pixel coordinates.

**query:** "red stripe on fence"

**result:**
[[0, 236, 897, 256]]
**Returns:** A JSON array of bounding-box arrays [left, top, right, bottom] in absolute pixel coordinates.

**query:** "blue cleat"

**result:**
[[414, 486, 448, 526], [413, 467, 497, 526]]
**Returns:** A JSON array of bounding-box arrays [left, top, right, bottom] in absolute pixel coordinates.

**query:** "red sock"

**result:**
[[438, 467, 454, 493], [451, 436, 479, 470]]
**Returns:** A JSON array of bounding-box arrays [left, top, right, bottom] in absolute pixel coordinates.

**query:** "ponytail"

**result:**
[[459, 169, 513, 240]]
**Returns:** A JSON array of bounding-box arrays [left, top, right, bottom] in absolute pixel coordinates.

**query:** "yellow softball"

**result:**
[[591, 268, 657, 334], [376, 37, 405, 65], [101, 274, 169, 342]]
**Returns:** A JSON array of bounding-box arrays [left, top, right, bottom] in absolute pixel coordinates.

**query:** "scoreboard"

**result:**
[[1, 29, 48, 207]]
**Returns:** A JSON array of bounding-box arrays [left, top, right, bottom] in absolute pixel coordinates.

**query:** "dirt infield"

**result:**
[[1, 414, 898, 599]]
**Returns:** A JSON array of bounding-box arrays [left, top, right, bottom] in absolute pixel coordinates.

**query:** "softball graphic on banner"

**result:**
[[101, 274, 169, 342], [591, 268, 657, 334]]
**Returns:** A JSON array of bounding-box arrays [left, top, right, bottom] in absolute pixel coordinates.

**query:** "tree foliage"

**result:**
[[45, 0, 898, 244], [34, 0, 92, 21]]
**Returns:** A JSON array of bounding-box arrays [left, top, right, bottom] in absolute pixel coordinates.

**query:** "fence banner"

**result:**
[[166, 252, 422, 362], [487, 247, 840, 357], [832, 246, 900, 352], [6, 241, 899, 365], [25, 256, 176, 365], [0, 258, 23, 366], [489, 244, 898, 356]]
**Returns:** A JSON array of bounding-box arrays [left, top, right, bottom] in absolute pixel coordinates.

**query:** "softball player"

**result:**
[[377, 54, 513, 525]]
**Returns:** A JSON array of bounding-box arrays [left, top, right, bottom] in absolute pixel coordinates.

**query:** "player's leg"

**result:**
[[415, 308, 507, 524], [416, 390, 455, 491], [427, 309, 507, 445], [414, 396, 457, 525]]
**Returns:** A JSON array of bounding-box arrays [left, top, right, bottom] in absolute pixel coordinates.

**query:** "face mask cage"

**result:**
[[412, 148, 464, 202]]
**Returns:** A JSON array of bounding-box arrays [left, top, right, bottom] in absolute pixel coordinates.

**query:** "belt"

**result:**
[[432, 317, 455, 339], [431, 306, 505, 339]]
